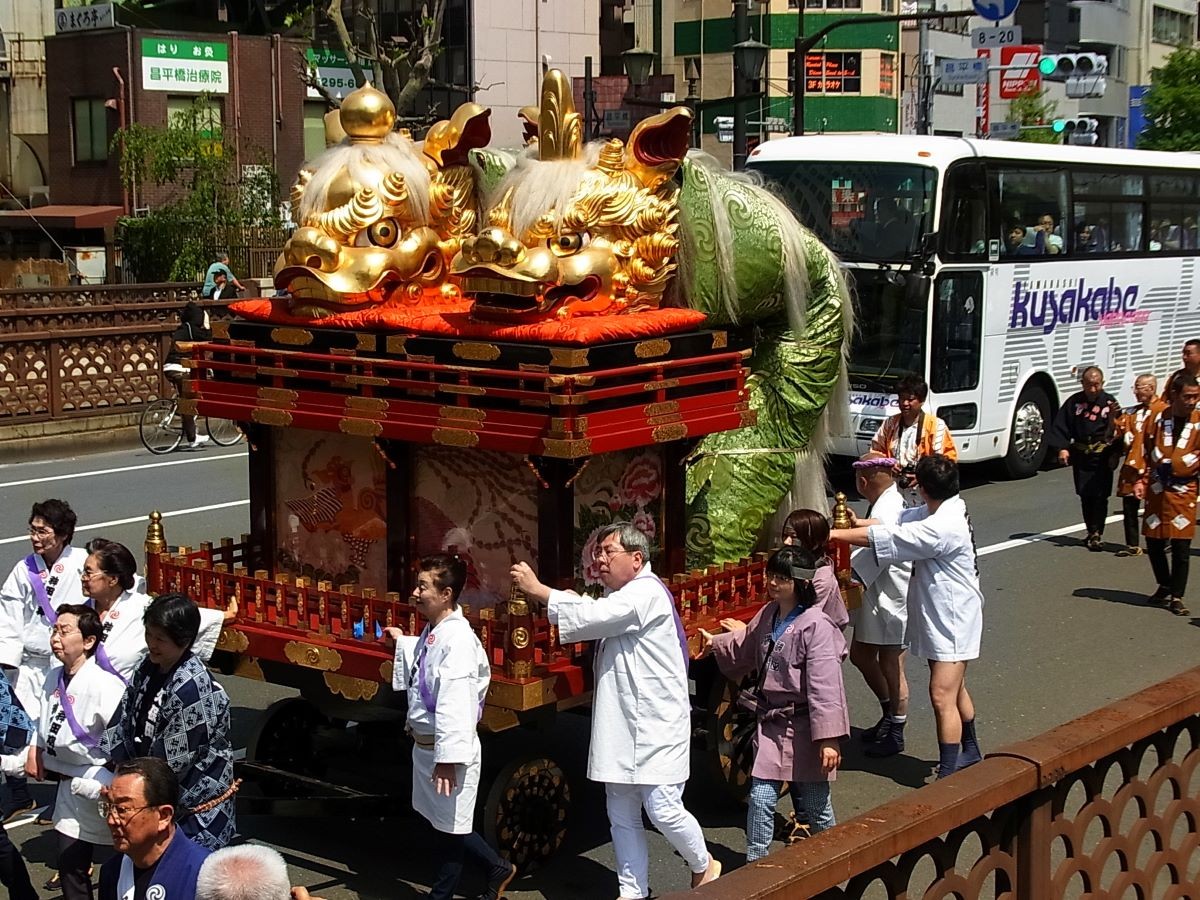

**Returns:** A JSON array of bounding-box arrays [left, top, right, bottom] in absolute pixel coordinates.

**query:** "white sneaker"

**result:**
[[188, 435, 211, 449]]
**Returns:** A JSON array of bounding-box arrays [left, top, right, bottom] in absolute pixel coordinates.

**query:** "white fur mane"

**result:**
[[298, 133, 432, 224], [486, 143, 605, 238]]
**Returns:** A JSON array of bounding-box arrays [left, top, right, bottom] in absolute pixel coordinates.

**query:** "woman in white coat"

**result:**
[[26, 604, 126, 900], [384, 555, 515, 900], [80, 539, 231, 681]]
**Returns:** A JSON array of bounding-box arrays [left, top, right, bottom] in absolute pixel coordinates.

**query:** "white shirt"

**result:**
[[0, 546, 89, 667], [96, 590, 225, 680], [868, 495, 984, 661], [548, 564, 691, 785], [850, 483, 913, 646]]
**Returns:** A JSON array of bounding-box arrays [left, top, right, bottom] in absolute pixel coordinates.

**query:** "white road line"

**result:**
[[978, 513, 1123, 556], [0, 500, 250, 546], [0, 452, 245, 490]]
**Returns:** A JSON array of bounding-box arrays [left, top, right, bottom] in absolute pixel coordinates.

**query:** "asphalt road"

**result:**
[[1, 443, 1197, 898]]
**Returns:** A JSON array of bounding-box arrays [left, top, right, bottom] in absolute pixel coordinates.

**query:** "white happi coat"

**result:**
[[38, 657, 126, 844], [548, 564, 690, 785], [867, 495, 984, 662], [850, 483, 913, 646], [97, 590, 225, 680], [0, 546, 89, 718], [391, 608, 489, 834]]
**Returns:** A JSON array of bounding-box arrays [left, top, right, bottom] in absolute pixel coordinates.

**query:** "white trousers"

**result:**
[[605, 782, 710, 899]]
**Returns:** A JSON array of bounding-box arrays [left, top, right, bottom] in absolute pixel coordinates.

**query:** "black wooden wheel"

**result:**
[[700, 673, 758, 802], [244, 697, 328, 779], [482, 755, 570, 872]]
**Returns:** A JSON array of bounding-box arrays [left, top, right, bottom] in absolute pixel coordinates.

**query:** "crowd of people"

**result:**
[[1, 347, 1192, 899]]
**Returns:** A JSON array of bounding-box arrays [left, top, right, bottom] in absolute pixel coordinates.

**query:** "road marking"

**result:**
[[0, 452, 245, 490], [0, 500, 250, 546], [978, 513, 1122, 556]]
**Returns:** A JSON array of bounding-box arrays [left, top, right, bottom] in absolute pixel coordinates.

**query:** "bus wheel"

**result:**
[[699, 674, 756, 802], [483, 755, 570, 873], [1004, 384, 1051, 479]]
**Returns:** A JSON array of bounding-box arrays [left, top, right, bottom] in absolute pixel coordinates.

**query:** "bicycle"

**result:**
[[139, 396, 243, 455]]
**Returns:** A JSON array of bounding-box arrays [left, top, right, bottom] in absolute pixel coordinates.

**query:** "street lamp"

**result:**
[[732, 38, 769, 83], [621, 46, 656, 89]]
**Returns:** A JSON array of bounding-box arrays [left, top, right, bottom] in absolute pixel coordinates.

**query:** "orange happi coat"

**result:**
[[1116, 399, 1168, 497], [1141, 406, 1200, 541]]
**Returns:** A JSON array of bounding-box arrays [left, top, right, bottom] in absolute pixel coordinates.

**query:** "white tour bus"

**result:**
[[747, 134, 1200, 477]]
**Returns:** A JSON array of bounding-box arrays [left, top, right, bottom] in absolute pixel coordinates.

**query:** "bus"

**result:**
[[747, 135, 1200, 477]]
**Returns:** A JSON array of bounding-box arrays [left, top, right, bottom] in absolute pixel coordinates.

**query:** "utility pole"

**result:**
[[733, 0, 750, 171], [792, 10, 971, 135], [916, 13, 932, 134]]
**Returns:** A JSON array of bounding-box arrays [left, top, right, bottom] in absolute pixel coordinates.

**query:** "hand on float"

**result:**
[[222, 596, 239, 623], [24, 746, 44, 782], [817, 739, 841, 774], [291, 887, 328, 900], [718, 617, 746, 633], [1133, 481, 1146, 500], [509, 561, 552, 604], [382, 626, 404, 645], [1058, 449, 1071, 466], [433, 762, 458, 796], [696, 629, 715, 658]]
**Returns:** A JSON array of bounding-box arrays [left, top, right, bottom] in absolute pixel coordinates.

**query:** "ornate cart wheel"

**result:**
[[244, 697, 329, 781], [482, 755, 570, 872], [700, 673, 757, 802]]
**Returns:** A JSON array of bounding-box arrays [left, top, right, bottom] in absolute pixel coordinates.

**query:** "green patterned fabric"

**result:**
[[680, 160, 851, 567]]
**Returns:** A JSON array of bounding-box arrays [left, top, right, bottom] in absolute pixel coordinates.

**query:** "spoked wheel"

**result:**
[[205, 416, 243, 446], [244, 698, 329, 788], [139, 399, 183, 454], [700, 673, 757, 802], [482, 755, 570, 873]]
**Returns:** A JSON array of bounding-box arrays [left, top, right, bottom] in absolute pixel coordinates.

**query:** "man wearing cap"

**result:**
[[844, 452, 912, 758], [830, 454, 984, 780], [511, 522, 720, 900]]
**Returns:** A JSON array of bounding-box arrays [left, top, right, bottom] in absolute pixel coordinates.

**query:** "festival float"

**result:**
[[145, 71, 857, 867]]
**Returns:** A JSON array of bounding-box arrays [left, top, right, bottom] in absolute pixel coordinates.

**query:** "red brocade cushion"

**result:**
[[229, 297, 709, 345]]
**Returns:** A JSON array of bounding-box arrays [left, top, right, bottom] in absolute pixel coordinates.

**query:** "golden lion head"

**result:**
[[451, 70, 692, 321], [276, 86, 490, 318]]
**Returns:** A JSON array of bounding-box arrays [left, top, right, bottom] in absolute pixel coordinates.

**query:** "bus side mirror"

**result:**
[[920, 231, 938, 259], [905, 274, 930, 307]]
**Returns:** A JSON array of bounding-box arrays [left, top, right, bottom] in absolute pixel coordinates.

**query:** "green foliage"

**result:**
[[114, 96, 282, 281], [1138, 46, 1200, 151], [1007, 86, 1061, 144]]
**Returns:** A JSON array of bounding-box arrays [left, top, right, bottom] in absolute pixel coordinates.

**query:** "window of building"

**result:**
[[1152, 5, 1195, 43], [166, 96, 222, 138], [806, 0, 863, 8], [805, 52, 862, 93], [935, 56, 965, 96], [72, 98, 107, 164], [880, 53, 897, 96]]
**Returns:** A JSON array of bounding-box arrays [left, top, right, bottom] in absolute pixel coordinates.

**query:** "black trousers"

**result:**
[[0, 822, 36, 900], [1080, 495, 1109, 537], [59, 834, 97, 900], [1123, 496, 1142, 547], [1147, 537, 1191, 598], [428, 828, 508, 900]]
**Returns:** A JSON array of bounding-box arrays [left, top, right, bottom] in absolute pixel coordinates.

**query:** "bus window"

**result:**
[[930, 271, 982, 393], [845, 268, 925, 388], [1150, 174, 1200, 251], [940, 161, 988, 259], [1071, 201, 1143, 253], [990, 167, 1068, 259], [748, 161, 936, 262]]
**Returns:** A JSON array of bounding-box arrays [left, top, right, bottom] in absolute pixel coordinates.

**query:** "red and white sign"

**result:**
[[976, 48, 990, 137], [999, 45, 1041, 99]]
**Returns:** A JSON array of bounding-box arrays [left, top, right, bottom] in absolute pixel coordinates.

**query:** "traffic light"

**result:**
[[1038, 52, 1107, 82], [1052, 117, 1100, 145]]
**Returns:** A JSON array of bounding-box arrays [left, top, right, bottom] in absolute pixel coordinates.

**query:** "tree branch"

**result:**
[[295, 48, 341, 108], [324, 0, 369, 87], [393, 0, 448, 117]]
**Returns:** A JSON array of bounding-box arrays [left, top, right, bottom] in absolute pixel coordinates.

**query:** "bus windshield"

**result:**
[[749, 161, 937, 262], [846, 268, 926, 391]]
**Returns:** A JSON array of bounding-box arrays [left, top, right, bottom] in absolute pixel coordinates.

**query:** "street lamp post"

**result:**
[[731, 1, 768, 171]]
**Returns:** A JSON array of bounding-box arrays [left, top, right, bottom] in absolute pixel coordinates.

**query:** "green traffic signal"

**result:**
[[1038, 57, 1057, 76], [1052, 119, 1066, 133]]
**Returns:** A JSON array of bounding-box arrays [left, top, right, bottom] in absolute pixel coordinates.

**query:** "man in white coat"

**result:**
[[830, 454, 984, 780], [511, 523, 720, 900], [0, 499, 88, 822], [844, 452, 913, 758], [385, 554, 515, 900]]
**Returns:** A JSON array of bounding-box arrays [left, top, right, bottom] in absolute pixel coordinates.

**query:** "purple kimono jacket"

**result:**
[[815, 564, 849, 630], [711, 602, 849, 782]]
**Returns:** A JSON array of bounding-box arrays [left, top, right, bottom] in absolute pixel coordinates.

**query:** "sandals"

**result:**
[[1116, 545, 1143, 557], [1170, 598, 1191, 617]]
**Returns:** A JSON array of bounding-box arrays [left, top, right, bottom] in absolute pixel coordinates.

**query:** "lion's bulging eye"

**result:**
[[368, 218, 401, 248], [551, 232, 586, 255]]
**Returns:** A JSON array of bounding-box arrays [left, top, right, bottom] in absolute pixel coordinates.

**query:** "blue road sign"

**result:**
[[972, 0, 1019, 22]]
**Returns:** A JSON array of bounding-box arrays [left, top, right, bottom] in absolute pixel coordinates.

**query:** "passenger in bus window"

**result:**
[[1182, 217, 1197, 249], [1048, 367, 1122, 552], [1005, 224, 1044, 257], [1037, 214, 1063, 255], [1074, 222, 1097, 254]]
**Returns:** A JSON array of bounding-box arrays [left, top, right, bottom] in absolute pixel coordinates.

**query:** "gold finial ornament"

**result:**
[[832, 492, 853, 530], [537, 69, 582, 161], [145, 510, 166, 556], [339, 85, 396, 143]]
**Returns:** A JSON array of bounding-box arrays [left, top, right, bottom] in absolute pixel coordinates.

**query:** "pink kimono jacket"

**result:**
[[815, 564, 849, 630], [710, 601, 849, 783]]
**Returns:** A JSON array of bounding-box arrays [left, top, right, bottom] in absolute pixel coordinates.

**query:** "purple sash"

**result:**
[[56, 667, 99, 751], [94, 642, 127, 685], [643, 571, 691, 671], [23, 555, 58, 623], [413, 623, 485, 722]]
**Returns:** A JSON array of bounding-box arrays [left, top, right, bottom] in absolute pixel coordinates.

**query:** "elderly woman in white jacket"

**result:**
[[25, 604, 126, 900]]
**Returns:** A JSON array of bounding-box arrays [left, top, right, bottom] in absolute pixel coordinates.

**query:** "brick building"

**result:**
[[43, 27, 309, 213]]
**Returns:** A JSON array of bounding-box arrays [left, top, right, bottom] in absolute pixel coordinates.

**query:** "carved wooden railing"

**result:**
[[671, 666, 1200, 899], [0, 283, 226, 423]]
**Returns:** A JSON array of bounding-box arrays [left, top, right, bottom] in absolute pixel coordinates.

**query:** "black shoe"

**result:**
[[860, 714, 891, 743], [476, 861, 516, 900], [1086, 534, 1103, 552], [958, 743, 983, 769], [864, 728, 905, 757], [1147, 588, 1171, 608], [0, 797, 35, 824], [44, 871, 60, 891]]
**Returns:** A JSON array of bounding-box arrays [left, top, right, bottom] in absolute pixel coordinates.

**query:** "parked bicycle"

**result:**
[[139, 397, 242, 455]]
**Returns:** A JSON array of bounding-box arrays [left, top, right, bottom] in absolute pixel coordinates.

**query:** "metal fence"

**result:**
[[670, 666, 1200, 898], [0, 283, 227, 423]]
